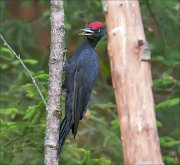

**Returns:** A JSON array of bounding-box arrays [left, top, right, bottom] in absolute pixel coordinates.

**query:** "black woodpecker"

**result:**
[[58, 21, 105, 156]]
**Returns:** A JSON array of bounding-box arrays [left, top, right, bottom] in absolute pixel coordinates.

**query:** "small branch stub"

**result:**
[[138, 39, 151, 61]]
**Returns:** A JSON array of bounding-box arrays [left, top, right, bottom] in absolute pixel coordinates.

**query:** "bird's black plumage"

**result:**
[[58, 22, 105, 156]]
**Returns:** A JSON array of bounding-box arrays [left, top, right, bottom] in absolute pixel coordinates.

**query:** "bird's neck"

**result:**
[[87, 38, 100, 48]]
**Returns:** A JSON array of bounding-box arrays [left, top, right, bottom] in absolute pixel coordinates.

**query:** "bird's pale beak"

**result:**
[[79, 28, 94, 36]]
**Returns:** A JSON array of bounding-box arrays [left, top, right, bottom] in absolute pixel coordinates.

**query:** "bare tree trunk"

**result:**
[[45, 0, 65, 164], [104, 0, 163, 164]]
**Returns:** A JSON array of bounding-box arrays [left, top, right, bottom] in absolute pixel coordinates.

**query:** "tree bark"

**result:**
[[45, 0, 65, 164], [104, 0, 163, 164]]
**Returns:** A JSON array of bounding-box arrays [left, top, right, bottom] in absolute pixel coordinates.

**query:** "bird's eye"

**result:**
[[97, 29, 101, 32]]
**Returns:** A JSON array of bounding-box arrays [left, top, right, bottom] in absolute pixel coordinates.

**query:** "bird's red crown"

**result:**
[[88, 21, 105, 30]]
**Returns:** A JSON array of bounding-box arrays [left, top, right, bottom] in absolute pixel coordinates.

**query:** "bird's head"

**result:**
[[79, 21, 105, 42]]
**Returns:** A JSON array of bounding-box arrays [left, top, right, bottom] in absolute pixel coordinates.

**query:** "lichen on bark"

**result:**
[[45, 0, 65, 164]]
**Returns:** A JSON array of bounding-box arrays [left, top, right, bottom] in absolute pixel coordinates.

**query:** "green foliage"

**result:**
[[0, 0, 179, 164], [61, 141, 112, 165], [140, 1, 180, 163], [156, 98, 179, 110], [160, 136, 180, 164], [0, 108, 20, 119]]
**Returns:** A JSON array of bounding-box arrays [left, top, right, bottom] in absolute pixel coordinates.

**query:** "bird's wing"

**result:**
[[71, 49, 98, 137], [72, 70, 92, 137]]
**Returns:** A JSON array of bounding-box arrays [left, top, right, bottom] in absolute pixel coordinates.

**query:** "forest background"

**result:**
[[0, 0, 179, 164]]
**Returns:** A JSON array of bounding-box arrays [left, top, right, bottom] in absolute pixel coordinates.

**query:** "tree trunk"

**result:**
[[104, 0, 163, 164], [45, 0, 65, 164]]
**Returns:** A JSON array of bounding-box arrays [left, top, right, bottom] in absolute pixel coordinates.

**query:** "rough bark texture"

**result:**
[[104, 0, 163, 164], [45, 0, 65, 164]]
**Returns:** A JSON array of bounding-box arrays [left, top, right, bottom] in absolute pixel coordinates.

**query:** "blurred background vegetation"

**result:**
[[0, 0, 179, 165]]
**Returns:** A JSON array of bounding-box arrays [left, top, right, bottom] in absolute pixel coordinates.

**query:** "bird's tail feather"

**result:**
[[58, 115, 72, 158]]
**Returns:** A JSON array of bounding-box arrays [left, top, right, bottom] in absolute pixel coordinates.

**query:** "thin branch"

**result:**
[[0, 34, 47, 106]]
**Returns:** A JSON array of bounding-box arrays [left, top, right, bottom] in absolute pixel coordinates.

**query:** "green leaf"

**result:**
[[165, 141, 180, 147], [23, 105, 39, 121], [156, 120, 162, 127], [65, 22, 72, 30], [155, 56, 165, 62], [111, 119, 120, 136], [23, 59, 38, 65], [43, 10, 50, 17], [163, 136, 174, 141], [92, 157, 112, 165], [0, 108, 19, 119], [34, 73, 48, 79], [12, 60, 20, 66], [22, 83, 36, 98], [0, 63, 9, 70], [160, 136, 180, 148], [156, 98, 179, 110], [153, 75, 176, 89], [163, 155, 175, 164], [0, 119, 11, 126], [0, 47, 13, 58]]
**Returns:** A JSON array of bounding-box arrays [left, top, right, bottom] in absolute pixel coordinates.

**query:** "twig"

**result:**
[[0, 34, 47, 106]]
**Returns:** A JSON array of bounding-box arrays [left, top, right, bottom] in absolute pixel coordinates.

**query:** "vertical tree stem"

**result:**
[[45, 0, 65, 164], [104, 0, 163, 164]]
